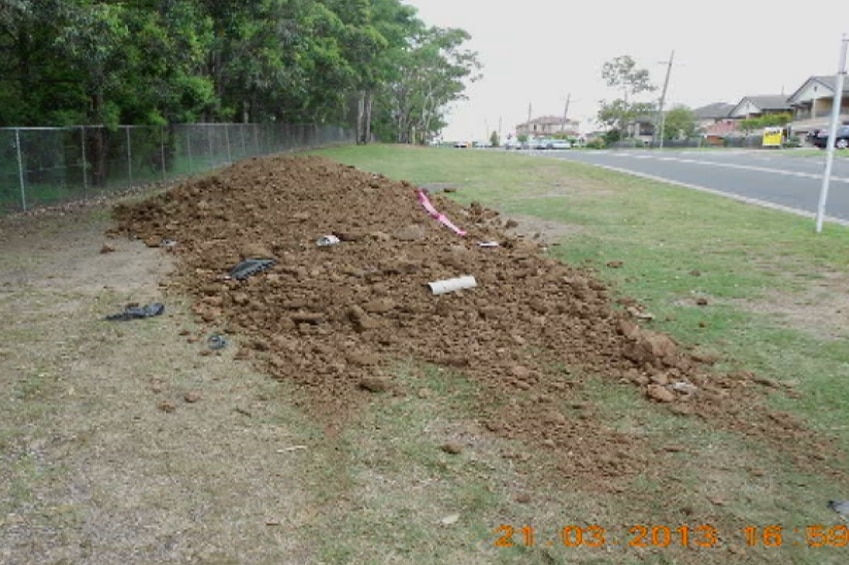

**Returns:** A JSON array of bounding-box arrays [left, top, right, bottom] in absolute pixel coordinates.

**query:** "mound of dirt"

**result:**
[[110, 154, 837, 481]]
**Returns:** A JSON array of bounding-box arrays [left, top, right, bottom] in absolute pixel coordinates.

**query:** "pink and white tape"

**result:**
[[416, 189, 466, 236]]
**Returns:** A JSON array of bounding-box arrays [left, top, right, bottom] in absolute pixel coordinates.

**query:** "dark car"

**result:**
[[812, 125, 849, 149]]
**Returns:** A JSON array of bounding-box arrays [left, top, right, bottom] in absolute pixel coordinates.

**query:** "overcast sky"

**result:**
[[402, 0, 848, 140]]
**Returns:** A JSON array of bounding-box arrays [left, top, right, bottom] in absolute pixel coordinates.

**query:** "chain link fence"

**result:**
[[0, 123, 354, 214]]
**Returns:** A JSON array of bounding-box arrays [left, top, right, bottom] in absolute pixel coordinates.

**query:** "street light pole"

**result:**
[[655, 50, 675, 149], [815, 34, 848, 233], [561, 93, 571, 134]]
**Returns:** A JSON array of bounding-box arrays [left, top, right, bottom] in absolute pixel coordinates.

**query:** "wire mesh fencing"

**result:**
[[0, 123, 354, 214]]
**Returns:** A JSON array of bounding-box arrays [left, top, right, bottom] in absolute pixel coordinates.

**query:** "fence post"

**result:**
[[15, 128, 26, 211], [225, 124, 232, 163], [207, 124, 214, 168], [80, 126, 88, 199], [186, 125, 193, 174], [126, 126, 133, 187]]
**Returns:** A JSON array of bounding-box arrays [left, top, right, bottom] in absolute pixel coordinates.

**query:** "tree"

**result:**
[[377, 25, 480, 143], [597, 55, 656, 137], [602, 55, 654, 103], [489, 130, 499, 147], [660, 105, 696, 140]]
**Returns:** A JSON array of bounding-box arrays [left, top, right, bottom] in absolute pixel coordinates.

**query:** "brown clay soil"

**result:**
[[111, 154, 841, 484]]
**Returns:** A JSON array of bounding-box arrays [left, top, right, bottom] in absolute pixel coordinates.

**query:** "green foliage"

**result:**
[[602, 129, 621, 145], [739, 112, 793, 133], [597, 55, 657, 137], [517, 134, 529, 143], [661, 105, 696, 140], [489, 131, 499, 147], [586, 138, 606, 149], [783, 135, 802, 148], [0, 0, 477, 141]]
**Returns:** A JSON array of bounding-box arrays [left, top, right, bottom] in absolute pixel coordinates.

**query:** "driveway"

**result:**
[[537, 149, 849, 224]]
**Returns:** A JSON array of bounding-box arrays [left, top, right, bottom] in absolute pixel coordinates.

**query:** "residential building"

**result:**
[[692, 102, 734, 131], [728, 95, 792, 120], [516, 115, 580, 137], [786, 75, 849, 137]]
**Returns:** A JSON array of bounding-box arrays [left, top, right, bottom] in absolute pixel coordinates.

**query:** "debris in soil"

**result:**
[[695, 297, 709, 306], [316, 234, 341, 247], [100, 244, 115, 254], [228, 258, 277, 281], [104, 302, 165, 321], [689, 269, 702, 277], [207, 334, 229, 350], [440, 513, 460, 526], [110, 154, 843, 483], [427, 275, 477, 295], [606, 260, 623, 268], [514, 493, 531, 504]]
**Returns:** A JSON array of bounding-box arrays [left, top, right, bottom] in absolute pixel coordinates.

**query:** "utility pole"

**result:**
[[815, 34, 848, 233], [560, 93, 571, 134], [655, 50, 675, 149]]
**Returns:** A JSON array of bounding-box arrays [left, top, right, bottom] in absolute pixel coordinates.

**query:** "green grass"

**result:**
[[304, 144, 849, 563]]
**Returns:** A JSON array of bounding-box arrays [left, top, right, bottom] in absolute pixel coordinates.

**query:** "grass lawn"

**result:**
[[303, 143, 849, 564]]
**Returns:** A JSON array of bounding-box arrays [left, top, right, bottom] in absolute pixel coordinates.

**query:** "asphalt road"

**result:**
[[533, 149, 849, 224]]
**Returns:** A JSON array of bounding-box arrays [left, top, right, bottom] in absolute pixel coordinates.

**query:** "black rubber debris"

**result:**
[[105, 302, 165, 321], [229, 258, 277, 281], [208, 334, 229, 350]]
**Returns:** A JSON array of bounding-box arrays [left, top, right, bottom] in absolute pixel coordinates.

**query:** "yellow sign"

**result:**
[[762, 127, 783, 148]]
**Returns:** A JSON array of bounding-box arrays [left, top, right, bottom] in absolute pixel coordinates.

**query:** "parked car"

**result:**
[[530, 137, 550, 150], [549, 139, 571, 150], [453, 141, 469, 148], [812, 125, 849, 149]]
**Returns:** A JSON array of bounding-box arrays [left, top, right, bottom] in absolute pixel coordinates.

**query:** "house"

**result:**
[[516, 115, 580, 137], [728, 95, 792, 120], [624, 114, 656, 145], [786, 75, 849, 137], [702, 120, 740, 145], [692, 102, 734, 131]]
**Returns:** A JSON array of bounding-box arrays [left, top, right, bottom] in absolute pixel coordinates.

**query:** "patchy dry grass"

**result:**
[[5, 147, 849, 565]]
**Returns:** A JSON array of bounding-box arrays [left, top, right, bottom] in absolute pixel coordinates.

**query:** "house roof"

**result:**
[[729, 95, 792, 117], [786, 75, 849, 103], [692, 102, 734, 120], [522, 115, 579, 127]]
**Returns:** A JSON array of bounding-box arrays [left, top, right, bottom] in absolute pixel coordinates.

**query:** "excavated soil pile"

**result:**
[[111, 154, 836, 480]]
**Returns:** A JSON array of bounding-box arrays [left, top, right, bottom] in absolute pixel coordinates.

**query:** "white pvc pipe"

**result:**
[[427, 275, 477, 295]]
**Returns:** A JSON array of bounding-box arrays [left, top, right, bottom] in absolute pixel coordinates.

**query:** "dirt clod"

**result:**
[[183, 391, 202, 403], [358, 377, 390, 393], [441, 442, 464, 455], [646, 384, 675, 403], [157, 400, 177, 413]]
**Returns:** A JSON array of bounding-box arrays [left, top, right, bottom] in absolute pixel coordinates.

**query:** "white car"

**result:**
[[549, 139, 571, 150]]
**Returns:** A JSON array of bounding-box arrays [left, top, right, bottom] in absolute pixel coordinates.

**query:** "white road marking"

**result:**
[[609, 152, 849, 184], [583, 163, 849, 227]]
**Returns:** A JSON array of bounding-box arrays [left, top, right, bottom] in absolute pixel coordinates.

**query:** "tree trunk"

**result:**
[[356, 91, 366, 144], [89, 93, 108, 187], [364, 91, 373, 143]]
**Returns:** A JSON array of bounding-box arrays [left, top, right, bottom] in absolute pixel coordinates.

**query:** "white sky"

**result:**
[[402, 0, 849, 140]]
